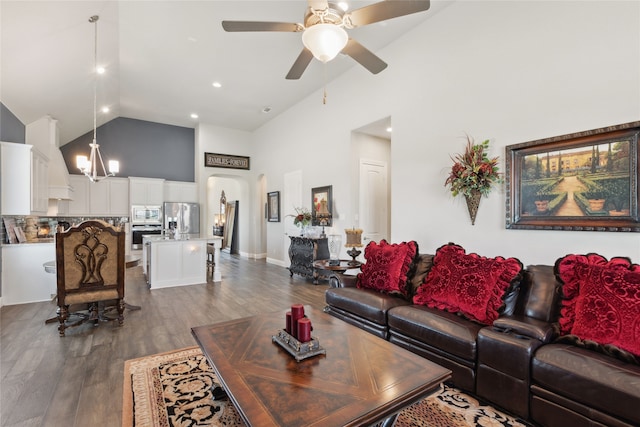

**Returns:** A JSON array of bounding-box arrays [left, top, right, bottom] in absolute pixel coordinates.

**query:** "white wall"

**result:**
[[251, 1, 640, 265], [195, 123, 254, 255]]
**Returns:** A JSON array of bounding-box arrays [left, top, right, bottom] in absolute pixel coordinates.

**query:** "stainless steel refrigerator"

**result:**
[[163, 202, 200, 235]]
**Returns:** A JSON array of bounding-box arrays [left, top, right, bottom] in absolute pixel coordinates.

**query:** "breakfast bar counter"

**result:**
[[143, 235, 222, 290]]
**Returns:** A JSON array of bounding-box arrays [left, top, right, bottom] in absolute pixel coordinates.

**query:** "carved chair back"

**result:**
[[56, 220, 125, 336]]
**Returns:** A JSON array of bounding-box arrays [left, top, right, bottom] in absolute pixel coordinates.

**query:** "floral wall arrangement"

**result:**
[[445, 136, 502, 225]]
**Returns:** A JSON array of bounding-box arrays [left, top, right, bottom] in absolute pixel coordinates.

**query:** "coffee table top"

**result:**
[[191, 306, 450, 427]]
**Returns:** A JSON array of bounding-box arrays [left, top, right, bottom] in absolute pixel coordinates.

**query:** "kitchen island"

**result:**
[[143, 235, 222, 290], [1, 240, 55, 305]]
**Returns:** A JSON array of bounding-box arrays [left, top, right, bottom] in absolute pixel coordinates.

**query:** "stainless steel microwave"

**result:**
[[131, 205, 162, 225]]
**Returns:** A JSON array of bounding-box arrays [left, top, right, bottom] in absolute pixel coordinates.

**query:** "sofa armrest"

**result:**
[[331, 274, 358, 288], [492, 315, 556, 343]]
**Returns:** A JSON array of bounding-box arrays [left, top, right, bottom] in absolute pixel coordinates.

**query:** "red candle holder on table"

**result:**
[[272, 304, 326, 362]]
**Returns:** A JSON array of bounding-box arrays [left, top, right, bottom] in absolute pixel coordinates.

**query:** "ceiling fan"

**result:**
[[222, 0, 430, 80]]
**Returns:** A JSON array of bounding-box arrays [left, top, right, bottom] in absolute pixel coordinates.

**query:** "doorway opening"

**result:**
[[351, 116, 391, 245]]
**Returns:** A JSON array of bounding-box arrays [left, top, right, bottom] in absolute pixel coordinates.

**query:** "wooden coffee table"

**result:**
[[191, 306, 450, 427]]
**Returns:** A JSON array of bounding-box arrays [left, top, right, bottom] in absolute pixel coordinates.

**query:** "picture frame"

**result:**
[[311, 185, 333, 226], [505, 121, 640, 232], [267, 191, 280, 222]]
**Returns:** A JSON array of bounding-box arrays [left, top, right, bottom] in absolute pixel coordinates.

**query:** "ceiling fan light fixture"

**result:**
[[302, 23, 348, 63]]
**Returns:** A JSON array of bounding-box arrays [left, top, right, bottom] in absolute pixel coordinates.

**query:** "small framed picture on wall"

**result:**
[[267, 191, 280, 222]]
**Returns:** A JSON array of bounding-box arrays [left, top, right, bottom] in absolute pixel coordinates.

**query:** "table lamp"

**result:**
[[344, 228, 363, 266]]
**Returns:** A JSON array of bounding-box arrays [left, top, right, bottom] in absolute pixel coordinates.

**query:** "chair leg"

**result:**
[[117, 299, 125, 326], [58, 305, 69, 337]]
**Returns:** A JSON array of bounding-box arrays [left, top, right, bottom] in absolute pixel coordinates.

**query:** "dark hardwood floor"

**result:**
[[0, 253, 328, 427]]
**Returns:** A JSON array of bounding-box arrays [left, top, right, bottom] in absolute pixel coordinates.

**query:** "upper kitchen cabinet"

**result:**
[[66, 175, 89, 215], [108, 178, 130, 215], [89, 177, 129, 216], [30, 147, 49, 214], [0, 141, 48, 216], [66, 175, 129, 216], [129, 177, 164, 206], [164, 181, 197, 203], [1, 142, 31, 215]]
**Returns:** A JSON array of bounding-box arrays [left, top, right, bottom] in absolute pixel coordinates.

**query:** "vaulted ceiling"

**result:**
[[1, 1, 445, 145]]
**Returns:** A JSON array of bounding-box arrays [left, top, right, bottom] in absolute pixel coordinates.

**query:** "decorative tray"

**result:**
[[272, 329, 326, 362]]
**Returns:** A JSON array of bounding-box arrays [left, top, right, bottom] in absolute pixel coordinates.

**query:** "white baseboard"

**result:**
[[266, 257, 287, 268]]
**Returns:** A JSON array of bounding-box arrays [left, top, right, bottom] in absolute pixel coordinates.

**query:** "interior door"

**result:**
[[359, 159, 389, 245], [283, 170, 303, 262]]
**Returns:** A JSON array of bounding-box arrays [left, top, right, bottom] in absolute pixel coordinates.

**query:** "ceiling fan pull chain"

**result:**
[[323, 63, 328, 104]]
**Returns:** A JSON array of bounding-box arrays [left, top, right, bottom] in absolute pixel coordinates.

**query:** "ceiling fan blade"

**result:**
[[222, 21, 302, 32], [286, 48, 314, 80], [307, 0, 329, 10], [346, 0, 430, 28], [341, 38, 388, 74]]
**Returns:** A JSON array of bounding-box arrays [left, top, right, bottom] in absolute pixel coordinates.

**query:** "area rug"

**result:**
[[123, 346, 529, 427]]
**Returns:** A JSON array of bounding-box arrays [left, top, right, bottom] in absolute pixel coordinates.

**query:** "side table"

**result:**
[[288, 236, 329, 279], [312, 259, 362, 285]]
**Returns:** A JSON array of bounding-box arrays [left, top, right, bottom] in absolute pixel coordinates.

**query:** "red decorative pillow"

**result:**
[[357, 240, 418, 298], [555, 254, 640, 357], [413, 243, 523, 325]]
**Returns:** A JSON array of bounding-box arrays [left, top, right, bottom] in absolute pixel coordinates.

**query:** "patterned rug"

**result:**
[[123, 346, 529, 427]]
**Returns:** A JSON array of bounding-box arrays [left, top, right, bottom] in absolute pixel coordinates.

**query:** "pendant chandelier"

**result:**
[[76, 15, 119, 182]]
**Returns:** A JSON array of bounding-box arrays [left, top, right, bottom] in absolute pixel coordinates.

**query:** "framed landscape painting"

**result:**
[[505, 121, 640, 232]]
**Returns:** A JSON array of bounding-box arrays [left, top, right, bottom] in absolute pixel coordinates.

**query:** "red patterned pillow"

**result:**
[[555, 254, 640, 357], [413, 243, 523, 325], [357, 240, 418, 298]]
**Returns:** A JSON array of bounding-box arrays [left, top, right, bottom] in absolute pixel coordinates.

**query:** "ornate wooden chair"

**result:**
[[56, 220, 125, 337]]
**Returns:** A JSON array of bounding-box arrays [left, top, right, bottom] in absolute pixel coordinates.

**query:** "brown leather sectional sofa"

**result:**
[[324, 255, 640, 427]]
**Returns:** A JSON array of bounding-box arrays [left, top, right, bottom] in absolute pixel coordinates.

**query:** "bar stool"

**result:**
[[207, 243, 215, 279]]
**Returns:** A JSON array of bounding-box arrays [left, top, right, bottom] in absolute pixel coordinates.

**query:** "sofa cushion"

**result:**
[[356, 240, 418, 298], [555, 253, 640, 358], [532, 343, 640, 426], [413, 243, 523, 325], [388, 305, 484, 361], [325, 287, 411, 326]]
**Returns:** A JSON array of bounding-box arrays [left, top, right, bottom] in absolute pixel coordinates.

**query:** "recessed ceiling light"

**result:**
[[338, 2, 349, 11], [386, 127, 392, 133], [190, 113, 199, 119], [101, 106, 110, 113], [212, 81, 222, 88], [96, 66, 105, 74]]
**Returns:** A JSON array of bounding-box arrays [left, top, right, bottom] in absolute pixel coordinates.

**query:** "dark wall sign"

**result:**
[[204, 152, 250, 170]]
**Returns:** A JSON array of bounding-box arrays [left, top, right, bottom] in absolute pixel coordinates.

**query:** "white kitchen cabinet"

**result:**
[[164, 181, 197, 203], [1, 142, 32, 215], [67, 175, 90, 215], [89, 180, 110, 215], [109, 178, 130, 215], [67, 175, 129, 216], [30, 148, 49, 214], [129, 177, 164, 206], [1, 243, 56, 305]]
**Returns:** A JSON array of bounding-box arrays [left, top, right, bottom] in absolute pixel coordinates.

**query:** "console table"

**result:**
[[288, 236, 329, 280]]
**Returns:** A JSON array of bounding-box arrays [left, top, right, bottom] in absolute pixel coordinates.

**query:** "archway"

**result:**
[[206, 174, 248, 255]]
